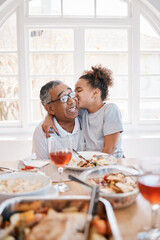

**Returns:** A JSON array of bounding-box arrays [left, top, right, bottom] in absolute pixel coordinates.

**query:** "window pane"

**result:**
[[106, 99, 128, 121], [29, 29, 74, 51], [63, 0, 94, 16], [0, 101, 19, 121], [114, 100, 128, 122], [140, 76, 160, 98], [85, 53, 128, 75], [0, 13, 17, 51], [96, 0, 128, 17], [85, 29, 128, 51], [109, 76, 128, 98], [32, 76, 74, 98], [29, 0, 61, 16], [0, 54, 18, 75], [0, 77, 18, 98], [140, 53, 160, 74], [140, 100, 160, 120], [32, 100, 46, 121], [30, 53, 74, 75], [140, 15, 160, 51]]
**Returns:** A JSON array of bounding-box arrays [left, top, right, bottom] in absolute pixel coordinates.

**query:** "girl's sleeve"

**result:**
[[103, 103, 123, 136]]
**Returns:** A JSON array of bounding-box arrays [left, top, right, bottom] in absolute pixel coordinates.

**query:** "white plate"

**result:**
[[65, 151, 117, 171], [0, 172, 57, 202]]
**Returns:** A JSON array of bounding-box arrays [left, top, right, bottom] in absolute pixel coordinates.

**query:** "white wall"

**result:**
[[0, 134, 160, 161], [0, 140, 32, 161], [0, 138, 32, 161], [122, 135, 160, 158]]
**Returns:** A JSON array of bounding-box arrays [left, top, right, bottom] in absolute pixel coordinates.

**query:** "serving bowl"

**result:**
[[0, 171, 54, 202], [79, 165, 139, 209], [0, 196, 122, 240]]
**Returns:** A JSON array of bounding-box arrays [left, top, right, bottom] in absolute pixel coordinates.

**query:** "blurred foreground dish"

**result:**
[[0, 196, 122, 240]]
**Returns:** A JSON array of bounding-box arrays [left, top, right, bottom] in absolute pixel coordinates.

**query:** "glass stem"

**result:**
[[58, 167, 63, 188], [151, 204, 159, 229]]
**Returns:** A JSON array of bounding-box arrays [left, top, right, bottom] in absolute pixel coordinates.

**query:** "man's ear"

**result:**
[[45, 104, 55, 115]]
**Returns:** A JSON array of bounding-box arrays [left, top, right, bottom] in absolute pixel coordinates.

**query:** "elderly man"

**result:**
[[32, 80, 82, 159]]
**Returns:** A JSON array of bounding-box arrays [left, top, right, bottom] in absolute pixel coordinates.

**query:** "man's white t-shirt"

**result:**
[[32, 117, 82, 159]]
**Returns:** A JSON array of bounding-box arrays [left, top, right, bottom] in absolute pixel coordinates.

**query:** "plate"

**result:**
[[0, 172, 56, 202], [65, 151, 117, 171]]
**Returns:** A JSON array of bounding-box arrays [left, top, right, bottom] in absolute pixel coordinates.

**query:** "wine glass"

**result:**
[[137, 157, 160, 240], [48, 135, 72, 193]]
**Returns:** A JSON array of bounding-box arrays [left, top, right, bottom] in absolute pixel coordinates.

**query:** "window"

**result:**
[[85, 28, 129, 121], [0, 13, 19, 123], [29, 29, 75, 121], [0, 0, 160, 134], [140, 15, 160, 121]]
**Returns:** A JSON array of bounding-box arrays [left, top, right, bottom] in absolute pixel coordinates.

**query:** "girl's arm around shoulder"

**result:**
[[42, 114, 58, 138]]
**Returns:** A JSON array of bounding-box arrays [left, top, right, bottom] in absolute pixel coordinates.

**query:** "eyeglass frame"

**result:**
[[47, 91, 76, 104]]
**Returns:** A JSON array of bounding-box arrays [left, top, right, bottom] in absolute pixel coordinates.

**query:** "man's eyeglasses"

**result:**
[[47, 91, 76, 104]]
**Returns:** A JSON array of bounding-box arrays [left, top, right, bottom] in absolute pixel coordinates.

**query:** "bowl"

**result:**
[[0, 196, 122, 240], [0, 171, 55, 202], [79, 165, 139, 209]]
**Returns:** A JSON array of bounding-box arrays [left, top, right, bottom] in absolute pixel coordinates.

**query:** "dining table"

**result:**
[[0, 157, 160, 240]]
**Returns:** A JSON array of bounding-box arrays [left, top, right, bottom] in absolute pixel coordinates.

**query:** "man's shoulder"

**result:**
[[35, 121, 43, 129], [33, 121, 45, 136]]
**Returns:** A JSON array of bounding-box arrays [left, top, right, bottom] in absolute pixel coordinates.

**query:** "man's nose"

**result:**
[[67, 96, 75, 104], [67, 96, 77, 104]]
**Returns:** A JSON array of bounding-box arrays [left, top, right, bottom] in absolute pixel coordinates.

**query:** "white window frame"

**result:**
[[0, 0, 160, 136]]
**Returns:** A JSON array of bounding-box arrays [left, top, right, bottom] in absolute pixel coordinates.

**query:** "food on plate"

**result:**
[[72, 155, 115, 168], [0, 200, 112, 240], [0, 178, 43, 194], [89, 172, 137, 194]]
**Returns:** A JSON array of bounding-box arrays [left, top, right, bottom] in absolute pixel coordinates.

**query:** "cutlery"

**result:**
[[72, 150, 124, 162], [0, 166, 18, 172], [72, 149, 88, 161], [68, 174, 93, 189], [84, 185, 99, 240], [68, 175, 99, 240]]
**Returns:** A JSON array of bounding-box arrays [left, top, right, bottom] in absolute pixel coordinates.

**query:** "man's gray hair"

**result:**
[[40, 80, 62, 106]]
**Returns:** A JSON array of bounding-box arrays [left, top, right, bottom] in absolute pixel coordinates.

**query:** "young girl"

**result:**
[[43, 65, 123, 157]]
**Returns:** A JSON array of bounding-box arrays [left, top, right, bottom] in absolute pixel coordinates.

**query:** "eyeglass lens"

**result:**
[[60, 92, 75, 103]]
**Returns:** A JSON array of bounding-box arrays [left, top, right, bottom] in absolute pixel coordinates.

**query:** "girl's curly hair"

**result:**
[[79, 65, 113, 101]]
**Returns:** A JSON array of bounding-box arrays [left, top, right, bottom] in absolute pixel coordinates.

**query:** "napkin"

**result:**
[[23, 153, 50, 168]]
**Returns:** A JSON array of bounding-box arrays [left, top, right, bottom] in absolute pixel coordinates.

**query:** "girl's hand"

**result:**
[[42, 114, 59, 138]]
